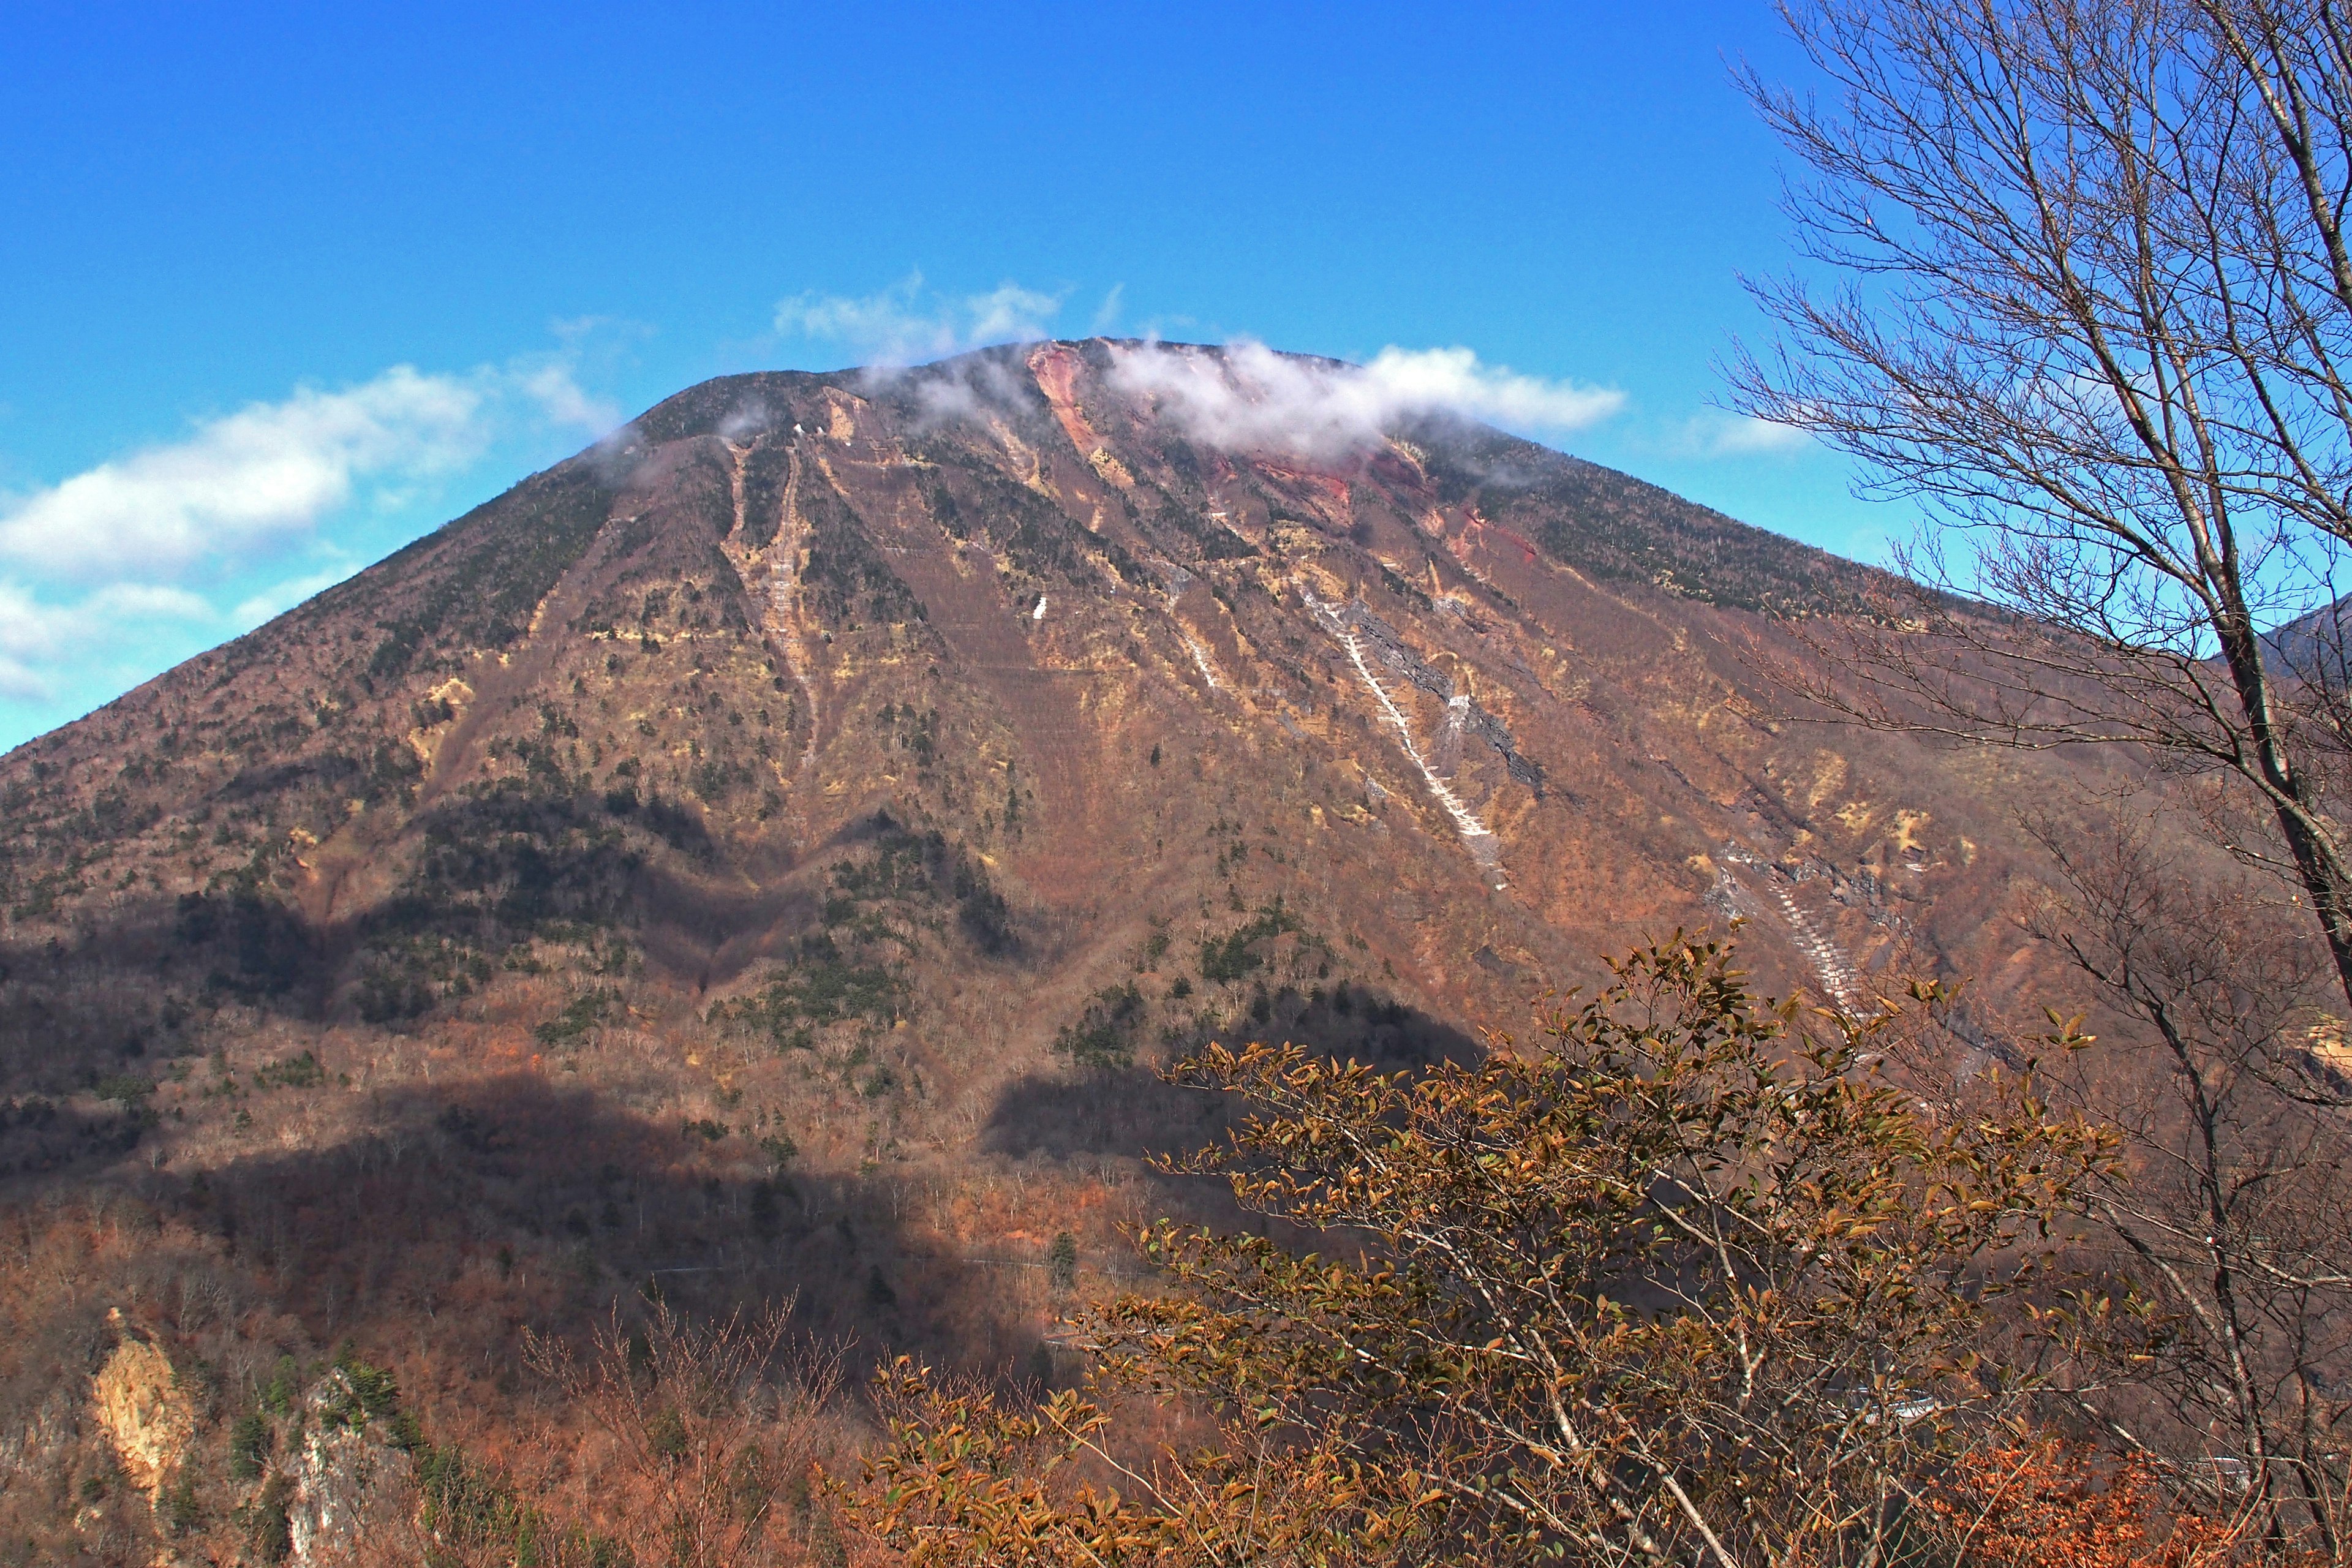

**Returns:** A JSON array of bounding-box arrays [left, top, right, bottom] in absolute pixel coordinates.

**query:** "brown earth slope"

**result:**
[[0, 340, 2111, 1555]]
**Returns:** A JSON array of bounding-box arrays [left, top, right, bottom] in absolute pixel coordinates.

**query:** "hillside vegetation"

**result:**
[[0, 341, 2144, 1564]]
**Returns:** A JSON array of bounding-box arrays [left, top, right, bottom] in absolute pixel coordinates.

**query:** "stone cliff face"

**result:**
[[87, 1322, 415, 1567], [282, 1373, 417, 1566], [91, 1316, 194, 1504]]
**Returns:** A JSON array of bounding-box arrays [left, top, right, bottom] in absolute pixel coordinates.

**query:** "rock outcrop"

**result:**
[[89, 1311, 195, 1505], [284, 1375, 417, 1566]]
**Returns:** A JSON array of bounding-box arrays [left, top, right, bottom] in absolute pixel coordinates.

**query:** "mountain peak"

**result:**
[[2, 339, 2055, 1179], [0, 341, 2112, 1492]]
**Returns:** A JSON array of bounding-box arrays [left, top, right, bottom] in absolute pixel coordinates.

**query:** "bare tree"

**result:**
[[522, 1298, 842, 1568], [1731, 0, 2352, 1008], [2028, 806, 2352, 1555], [1731, 8, 2352, 1548], [1864, 791, 2352, 1555]]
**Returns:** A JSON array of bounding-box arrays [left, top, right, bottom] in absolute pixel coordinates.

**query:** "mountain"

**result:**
[[0, 341, 2103, 1553], [2258, 595, 2352, 683]]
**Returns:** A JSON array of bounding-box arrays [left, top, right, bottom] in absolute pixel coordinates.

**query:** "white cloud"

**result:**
[[0, 579, 217, 699], [0, 358, 619, 591], [229, 564, 361, 631], [518, 361, 621, 433], [1105, 339, 1623, 461], [1359, 346, 1626, 431], [0, 581, 76, 698], [0, 347, 622, 737], [775, 272, 1067, 364], [0, 653, 41, 703], [0, 580, 214, 660], [1090, 284, 1125, 334], [899, 354, 1035, 430], [0, 368, 486, 585], [1676, 411, 1811, 458]]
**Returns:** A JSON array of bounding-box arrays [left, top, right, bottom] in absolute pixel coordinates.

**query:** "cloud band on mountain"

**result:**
[[774, 277, 1621, 461], [1106, 339, 1623, 462]]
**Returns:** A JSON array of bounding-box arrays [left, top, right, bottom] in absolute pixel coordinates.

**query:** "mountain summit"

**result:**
[[2, 339, 2070, 1103], [0, 339, 2109, 1544]]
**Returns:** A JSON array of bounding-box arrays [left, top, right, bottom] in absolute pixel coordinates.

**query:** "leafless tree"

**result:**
[[1731, 0, 2352, 1009], [2030, 806, 2352, 1555], [522, 1298, 843, 1568], [1732, 10, 2352, 1547], [1875, 794, 2352, 1555]]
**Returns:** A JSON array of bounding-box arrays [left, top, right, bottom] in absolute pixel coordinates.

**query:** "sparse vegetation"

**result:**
[[1197, 898, 1303, 984]]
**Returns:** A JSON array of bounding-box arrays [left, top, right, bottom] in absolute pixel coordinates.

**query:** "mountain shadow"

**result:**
[[984, 982, 1480, 1167]]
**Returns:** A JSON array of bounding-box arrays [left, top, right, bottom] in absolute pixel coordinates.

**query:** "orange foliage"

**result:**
[[1923, 1437, 2248, 1568]]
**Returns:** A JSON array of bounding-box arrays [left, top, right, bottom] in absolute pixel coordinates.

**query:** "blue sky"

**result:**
[[0, 1, 1893, 752]]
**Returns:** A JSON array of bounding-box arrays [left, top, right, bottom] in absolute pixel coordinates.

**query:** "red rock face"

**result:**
[[1027, 342, 1101, 459]]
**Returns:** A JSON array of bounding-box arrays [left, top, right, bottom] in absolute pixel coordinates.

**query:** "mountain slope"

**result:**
[[0, 341, 2110, 1548], [1, 337, 2089, 1121], [4, 339, 2048, 1009]]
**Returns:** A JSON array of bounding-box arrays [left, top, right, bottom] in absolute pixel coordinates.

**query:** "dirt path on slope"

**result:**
[[410, 544, 630, 813], [295, 492, 647, 929]]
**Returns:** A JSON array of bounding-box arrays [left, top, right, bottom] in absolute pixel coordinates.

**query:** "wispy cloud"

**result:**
[[0, 368, 488, 586], [774, 272, 1068, 364], [519, 361, 622, 434], [0, 349, 617, 731], [228, 565, 364, 631], [1675, 411, 1811, 458], [1105, 339, 1623, 461], [897, 355, 1038, 431], [0, 360, 612, 589], [0, 581, 216, 701], [1090, 284, 1125, 334]]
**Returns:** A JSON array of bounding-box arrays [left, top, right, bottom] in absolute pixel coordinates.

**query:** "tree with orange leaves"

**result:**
[[847, 937, 2117, 1568], [1923, 1434, 2248, 1568]]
